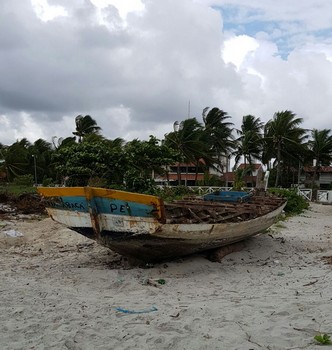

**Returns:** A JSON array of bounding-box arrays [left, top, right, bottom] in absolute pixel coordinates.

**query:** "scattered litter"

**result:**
[[0, 221, 10, 228], [141, 278, 164, 288], [322, 256, 332, 265], [3, 229, 24, 237], [76, 242, 94, 251], [303, 279, 318, 286], [114, 305, 158, 314]]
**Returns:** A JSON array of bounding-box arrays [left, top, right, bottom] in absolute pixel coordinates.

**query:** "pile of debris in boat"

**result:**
[[165, 192, 286, 224]]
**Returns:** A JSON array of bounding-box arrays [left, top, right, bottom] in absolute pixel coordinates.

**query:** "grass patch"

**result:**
[[314, 333, 332, 345], [0, 184, 37, 196], [274, 222, 287, 229]]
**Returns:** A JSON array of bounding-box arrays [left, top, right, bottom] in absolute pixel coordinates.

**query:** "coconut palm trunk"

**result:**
[[275, 144, 282, 187]]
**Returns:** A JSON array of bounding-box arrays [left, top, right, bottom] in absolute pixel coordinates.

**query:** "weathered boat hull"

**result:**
[[38, 187, 286, 262]]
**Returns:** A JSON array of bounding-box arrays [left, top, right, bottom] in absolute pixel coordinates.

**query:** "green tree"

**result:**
[[0, 143, 7, 180], [264, 111, 307, 187], [52, 135, 179, 191], [1, 139, 31, 181], [72, 115, 101, 143], [52, 141, 127, 186], [234, 115, 263, 168], [164, 118, 208, 185], [308, 129, 332, 188], [52, 136, 76, 149], [202, 107, 234, 173], [104, 137, 125, 150], [27, 139, 54, 184], [124, 136, 177, 192]]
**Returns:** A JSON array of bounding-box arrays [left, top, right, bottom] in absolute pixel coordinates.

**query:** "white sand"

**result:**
[[1, 203, 332, 350]]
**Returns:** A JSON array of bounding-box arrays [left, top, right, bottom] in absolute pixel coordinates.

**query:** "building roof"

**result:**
[[303, 166, 332, 173], [237, 163, 263, 170], [172, 160, 206, 167], [220, 172, 258, 182], [167, 173, 205, 181]]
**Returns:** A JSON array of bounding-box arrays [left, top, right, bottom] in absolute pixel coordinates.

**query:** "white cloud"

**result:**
[[222, 35, 259, 70], [0, 118, 17, 145], [91, 0, 144, 18], [14, 113, 46, 141], [31, 0, 67, 21], [1, 0, 332, 147]]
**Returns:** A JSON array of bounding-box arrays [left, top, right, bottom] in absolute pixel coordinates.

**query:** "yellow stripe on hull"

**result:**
[[37, 186, 165, 222]]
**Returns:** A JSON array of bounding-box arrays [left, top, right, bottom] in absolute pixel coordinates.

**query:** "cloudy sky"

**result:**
[[1, 0, 332, 145]]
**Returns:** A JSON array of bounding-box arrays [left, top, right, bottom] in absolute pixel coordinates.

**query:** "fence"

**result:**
[[161, 185, 330, 202], [297, 188, 332, 203], [187, 186, 232, 195], [297, 188, 312, 201]]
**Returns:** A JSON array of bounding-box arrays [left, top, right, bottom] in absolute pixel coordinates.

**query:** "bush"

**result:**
[[154, 186, 198, 201], [13, 174, 34, 186], [88, 177, 108, 188], [124, 170, 156, 194], [42, 177, 55, 187], [268, 188, 309, 215], [197, 173, 223, 186], [0, 184, 36, 195]]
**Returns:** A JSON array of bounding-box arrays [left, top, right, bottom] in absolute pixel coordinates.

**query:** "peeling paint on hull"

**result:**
[[38, 187, 286, 262]]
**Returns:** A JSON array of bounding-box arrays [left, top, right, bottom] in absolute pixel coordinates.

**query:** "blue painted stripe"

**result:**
[[46, 195, 156, 218], [45, 196, 88, 212], [94, 197, 155, 217]]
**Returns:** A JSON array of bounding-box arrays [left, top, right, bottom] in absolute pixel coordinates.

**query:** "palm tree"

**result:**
[[28, 139, 54, 183], [52, 136, 76, 150], [202, 107, 234, 173], [106, 137, 126, 150], [72, 115, 101, 143], [0, 143, 7, 180], [1, 139, 31, 180], [264, 111, 308, 187], [308, 129, 332, 189], [234, 132, 262, 169], [164, 118, 208, 185], [234, 115, 263, 168], [240, 114, 264, 135]]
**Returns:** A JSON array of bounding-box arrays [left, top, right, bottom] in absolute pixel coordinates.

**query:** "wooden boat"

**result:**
[[37, 187, 286, 262]]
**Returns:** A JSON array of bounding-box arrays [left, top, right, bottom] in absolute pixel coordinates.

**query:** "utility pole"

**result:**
[[32, 155, 37, 186]]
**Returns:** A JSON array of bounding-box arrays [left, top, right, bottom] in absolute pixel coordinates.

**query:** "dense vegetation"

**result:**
[[268, 188, 309, 214], [1, 110, 332, 195]]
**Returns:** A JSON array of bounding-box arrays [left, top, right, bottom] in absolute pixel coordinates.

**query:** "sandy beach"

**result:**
[[1, 202, 332, 350]]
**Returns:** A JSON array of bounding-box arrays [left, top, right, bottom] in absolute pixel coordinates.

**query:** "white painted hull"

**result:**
[[45, 201, 286, 261]]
